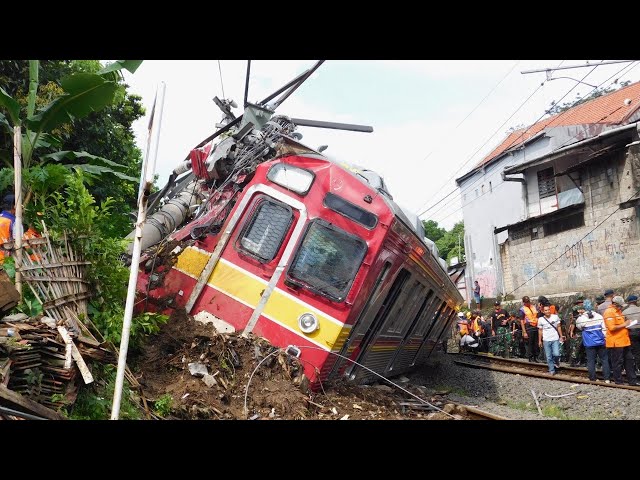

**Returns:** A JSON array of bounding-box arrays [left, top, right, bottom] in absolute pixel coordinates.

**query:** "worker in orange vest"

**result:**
[[0, 194, 16, 263], [519, 295, 540, 362], [604, 296, 639, 386]]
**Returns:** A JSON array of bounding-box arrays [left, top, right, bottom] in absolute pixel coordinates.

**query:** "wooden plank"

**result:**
[[0, 384, 65, 420], [19, 261, 91, 272], [43, 292, 92, 310], [21, 276, 90, 284], [57, 326, 93, 384]]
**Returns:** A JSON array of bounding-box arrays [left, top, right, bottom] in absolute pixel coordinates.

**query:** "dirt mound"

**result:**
[[133, 309, 448, 420]]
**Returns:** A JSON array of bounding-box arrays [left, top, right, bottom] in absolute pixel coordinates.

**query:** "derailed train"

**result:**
[[132, 63, 462, 387]]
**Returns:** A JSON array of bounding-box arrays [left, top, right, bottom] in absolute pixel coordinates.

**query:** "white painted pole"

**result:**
[[13, 126, 23, 298], [111, 82, 166, 420]]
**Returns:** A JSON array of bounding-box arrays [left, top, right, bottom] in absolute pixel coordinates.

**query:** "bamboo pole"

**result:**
[[13, 126, 23, 298]]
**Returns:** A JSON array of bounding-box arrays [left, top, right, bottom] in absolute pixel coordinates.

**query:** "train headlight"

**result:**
[[267, 164, 314, 195], [298, 313, 319, 334]]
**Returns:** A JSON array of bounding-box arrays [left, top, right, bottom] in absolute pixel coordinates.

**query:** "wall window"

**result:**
[[543, 211, 584, 236], [537, 167, 556, 199]]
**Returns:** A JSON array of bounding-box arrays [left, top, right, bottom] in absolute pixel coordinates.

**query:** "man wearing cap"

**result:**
[[519, 296, 540, 362], [597, 289, 615, 316], [575, 303, 610, 383], [604, 296, 639, 386], [623, 295, 640, 374], [0, 194, 15, 262], [490, 301, 510, 357]]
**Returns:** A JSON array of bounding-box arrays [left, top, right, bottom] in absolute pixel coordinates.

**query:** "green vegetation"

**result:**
[[65, 365, 141, 420], [153, 394, 173, 418], [423, 220, 465, 263]]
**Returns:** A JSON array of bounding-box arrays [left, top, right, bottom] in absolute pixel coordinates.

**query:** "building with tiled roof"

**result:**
[[454, 81, 640, 301]]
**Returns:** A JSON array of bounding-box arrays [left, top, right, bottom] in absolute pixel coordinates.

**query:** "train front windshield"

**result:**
[[287, 220, 367, 302]]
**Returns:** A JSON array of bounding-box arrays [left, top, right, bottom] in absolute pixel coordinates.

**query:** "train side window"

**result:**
[[385, 280, 424, 334], [287, 219, 367, 302], [413, 297, 441, 337], [236, 198, 293, 263]]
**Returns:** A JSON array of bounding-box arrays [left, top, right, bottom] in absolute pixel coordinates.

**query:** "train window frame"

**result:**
[[323, 192, 378, 230], [234, 195, 294, 263], [285, 218, 368, 303], [385, 280, 425, 335], [267, 163, 315, 195]]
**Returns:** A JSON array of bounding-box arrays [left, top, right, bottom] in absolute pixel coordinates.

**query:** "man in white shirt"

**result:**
[[575, 303, 611, 383], [538, 305, 565, 374]]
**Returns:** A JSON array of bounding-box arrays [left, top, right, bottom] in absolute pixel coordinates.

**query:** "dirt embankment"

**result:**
[[132, 309, 462, 420]]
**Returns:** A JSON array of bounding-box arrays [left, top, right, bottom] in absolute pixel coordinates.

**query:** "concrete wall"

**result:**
[[502, 149, 640, 298]]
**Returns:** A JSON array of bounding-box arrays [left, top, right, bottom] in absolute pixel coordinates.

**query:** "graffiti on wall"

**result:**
[[475, 269, 498, 298], [563, 215, 637, 269], [563, 240, 586, 268]]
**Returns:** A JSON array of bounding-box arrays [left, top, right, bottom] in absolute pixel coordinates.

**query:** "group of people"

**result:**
[[456, 289, 640, 386]]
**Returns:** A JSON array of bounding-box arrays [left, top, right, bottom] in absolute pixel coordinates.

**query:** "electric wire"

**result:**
[[415, 61, 521, 213], [427, 62, 640, 224], [417, 61, 565, 217]]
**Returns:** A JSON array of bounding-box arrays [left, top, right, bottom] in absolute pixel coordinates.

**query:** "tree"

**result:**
[[0, 60, 144, 237], [423, 219, 445, 242], [422, 219, 465, 263]]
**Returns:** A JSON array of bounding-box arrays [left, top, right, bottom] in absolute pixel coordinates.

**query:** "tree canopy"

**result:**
[[423, 219, 465, 264]]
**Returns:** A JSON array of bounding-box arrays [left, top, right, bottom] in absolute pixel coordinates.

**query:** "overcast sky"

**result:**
[[122, 60, 639, 229]]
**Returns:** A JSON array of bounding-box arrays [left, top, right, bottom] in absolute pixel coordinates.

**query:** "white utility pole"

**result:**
[[111, 82, 166, 420]]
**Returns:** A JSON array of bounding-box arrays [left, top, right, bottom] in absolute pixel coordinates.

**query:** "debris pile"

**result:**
[[0, 228, 115, 420], [134, 309, 467, 420]]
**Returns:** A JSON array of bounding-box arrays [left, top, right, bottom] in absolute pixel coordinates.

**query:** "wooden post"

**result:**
[[13, 126, 22, 299]]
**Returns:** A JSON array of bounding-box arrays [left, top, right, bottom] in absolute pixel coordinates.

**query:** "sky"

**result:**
[[121, 60, 640, 230]]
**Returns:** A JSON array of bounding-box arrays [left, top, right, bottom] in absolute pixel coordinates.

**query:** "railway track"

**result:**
[[398, 398, 507, 420], [454, 352, 640, 392]]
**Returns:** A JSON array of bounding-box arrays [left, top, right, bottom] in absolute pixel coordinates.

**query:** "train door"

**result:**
[[384, 287, 434, 373], [329, 257, 393, 379], [344, 268, 411, 382]]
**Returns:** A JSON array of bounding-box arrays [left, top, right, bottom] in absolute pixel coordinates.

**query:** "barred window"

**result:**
[[537, 167, 556, 199], [237, 199, 293, 262]]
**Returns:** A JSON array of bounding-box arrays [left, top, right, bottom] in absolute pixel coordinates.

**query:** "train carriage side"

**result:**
[[329, 204, 462, 384]]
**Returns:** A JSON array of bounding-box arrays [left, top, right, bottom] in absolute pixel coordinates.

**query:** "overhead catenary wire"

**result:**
[[417, 61, 564, 218], [415, 61, 521, 213]]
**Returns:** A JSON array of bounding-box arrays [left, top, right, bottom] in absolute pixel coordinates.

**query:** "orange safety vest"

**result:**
[[23, 227, 41, 261], [522, 305, 538, 327], [457, 319, 469, 335], [604, 306, 631, 348], [0, 216, 12, 262]]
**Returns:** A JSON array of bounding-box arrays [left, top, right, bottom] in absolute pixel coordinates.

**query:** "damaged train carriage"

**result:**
[[135, 140, 461, 388]]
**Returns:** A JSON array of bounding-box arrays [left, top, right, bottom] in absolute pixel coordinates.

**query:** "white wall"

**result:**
[[458, 135, 552, 297]]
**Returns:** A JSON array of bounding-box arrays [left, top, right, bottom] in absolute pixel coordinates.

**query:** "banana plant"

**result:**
[[0, 60, 142, 202]]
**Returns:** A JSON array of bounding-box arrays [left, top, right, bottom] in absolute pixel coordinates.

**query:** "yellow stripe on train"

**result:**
[[174, 246, 346, 350]]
